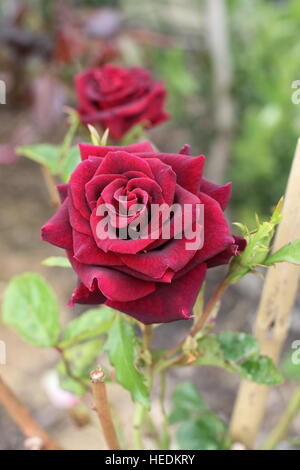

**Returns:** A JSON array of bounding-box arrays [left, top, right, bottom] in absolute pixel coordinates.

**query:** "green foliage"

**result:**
[[16, 144, 61, 174], [217, 331, 258, 361], [16, 143, 80, 183], [239, 356, 282, 386], [59, 307, 116, 349], [60, 146, 81, 183], [16, 144, 80, 183], [192, 332, 282, 386], [229, 0, 300, 219], [17, 109, 81, 183], [57, 339, 103, 396], [169, 381, 229, 450], [282, 348, 300, 382], [119, 123, 147, 146], [105, 316, 150, 408], [264, 239, 300, 266], [169, 381, 206, 424], [2, 273, 60, 347], [42, 256, 71, 268], [227, 199, 283, 283], [151, 47, 199, 120]]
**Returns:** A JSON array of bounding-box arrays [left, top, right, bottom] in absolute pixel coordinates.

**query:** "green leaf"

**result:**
[[2, 273, 60, 347], [169, 381, 205, 424], [17, 144, 61, 174], [169, 381, 228, 450], [105, 316, 149, 407], [264, 239, 300, 266], [239, 356, 283, 385], [192, 336, 228, 369], [57, 339, 102, 396], [17, 110, 80, 181], [42, 256, 71, 268], [60, 146, 81, 183], [176, 414, 228, 450], [192, 333, 282, 385], [59, 307, 116, 349], [217, 331, 259, 362]]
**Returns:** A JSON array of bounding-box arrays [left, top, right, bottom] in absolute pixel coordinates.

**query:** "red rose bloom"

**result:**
[[41, 142, 244, 324], [75, 65, 169, 140]]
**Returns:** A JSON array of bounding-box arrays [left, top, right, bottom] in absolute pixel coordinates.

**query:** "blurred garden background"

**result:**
[[1, 0, 300, 450]]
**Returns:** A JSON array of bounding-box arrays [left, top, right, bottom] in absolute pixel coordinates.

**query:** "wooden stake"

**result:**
[[0, 376, 61, 450], [229, 138, 300, 448], [90, 368, 120, 450], [205, 0, 235, 183]]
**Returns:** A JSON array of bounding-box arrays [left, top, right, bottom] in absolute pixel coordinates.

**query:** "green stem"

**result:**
[[159, 372, 170, 450], [55, 347, 88, 392], [144, 412, 161, 448], [190, 277, 230, 337], [132, 324, 154, 450], [132, 403, 146, 450], [58, 109, 80, 172], [262, 384, 300, 450], [164, 277, 230, 361]]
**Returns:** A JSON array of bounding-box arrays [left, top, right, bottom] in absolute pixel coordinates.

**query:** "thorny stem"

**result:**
[[163, 277, 230, 363], [190, 277, 230, 336], [0, 375, 62, 450], [90, 368, 120, 450], [261, 384, 300, 450]]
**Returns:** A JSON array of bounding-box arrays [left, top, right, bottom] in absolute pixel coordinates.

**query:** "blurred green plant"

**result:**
[[228, 0, 300, 220], [169, 381, 229, 450]]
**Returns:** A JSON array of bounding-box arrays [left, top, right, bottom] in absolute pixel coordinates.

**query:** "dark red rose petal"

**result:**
[[69, 157, 102, 219], [95, 151, 154, 179], [207, 235, 247, 268], [68, 281, 106, 306], [200, 178, 232, 210], [41, 198, 73, 250], [85, 173, 126, 210], [68, 191, 93, 235], [79, 142, 155, 161], [72, 229, 123, 266], [138, 152, 205, 195], [69, 256, 156, 302], [106, 263, 207, 324], [146, 158, 176, 205], [120, 236, 198, 280], [57, 184, 69, 203]]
